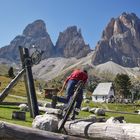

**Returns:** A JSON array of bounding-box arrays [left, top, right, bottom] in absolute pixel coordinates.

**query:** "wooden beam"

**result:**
[[64, 121, 140, 140], [23, 47, 39, 118], [0, 69, 25, 102], [19, 47, 39, 118], [19, 46, 32, 117], [0, 121, 86, 140]]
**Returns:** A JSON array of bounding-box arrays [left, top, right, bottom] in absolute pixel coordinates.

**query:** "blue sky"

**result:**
[[0, 0, 140, 49]]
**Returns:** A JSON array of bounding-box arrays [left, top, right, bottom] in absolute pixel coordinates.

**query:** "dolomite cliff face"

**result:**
[[0, 22, 91, 63], [0, 20, 55, 62], [55, 26, 91, 58], [92, 12, 140, 67]]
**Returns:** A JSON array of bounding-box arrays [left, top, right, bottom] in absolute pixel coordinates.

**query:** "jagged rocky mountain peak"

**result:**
[[103, 12, 140, 39], [92, 12, 140, 67], [62, 26, 82, 36], [0, 21, 91, 63], [119, 12, 138, 23], [56, 25, 91, 58], [23, 19, 47, 37], [0, 19, 54, 62], [58, 26, 83, 44]]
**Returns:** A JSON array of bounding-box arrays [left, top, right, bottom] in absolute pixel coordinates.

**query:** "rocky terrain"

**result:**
[[0, 12, 140, 81], [32, 52, 94, 81], [0, 20, 55, 62], [55, 26, 91, 58], [0, 20, 91, 63], [92, 12, 140, 67], [32, 52, 140, 81]]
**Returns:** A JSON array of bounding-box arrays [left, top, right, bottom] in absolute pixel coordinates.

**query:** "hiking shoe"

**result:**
[[70, 114, 76, 120], [70, 109, 80, 120], [51, 95, 58, 108]]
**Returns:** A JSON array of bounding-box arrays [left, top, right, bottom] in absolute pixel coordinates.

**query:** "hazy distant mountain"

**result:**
[[92, 12, 140, 67], [0, 20, 55, 62], [0, 20, 91, 63]]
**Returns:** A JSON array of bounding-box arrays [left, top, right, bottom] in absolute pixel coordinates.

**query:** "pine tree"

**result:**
[[8, 67, 15, 78], [114, 74, 131, 98]]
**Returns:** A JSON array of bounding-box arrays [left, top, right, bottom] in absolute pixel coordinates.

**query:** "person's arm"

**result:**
[[58, 80, 67, 96], [58, 71, 72, 95]]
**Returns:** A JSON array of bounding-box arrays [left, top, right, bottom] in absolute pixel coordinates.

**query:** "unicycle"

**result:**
[[58, 80, 84, 132]]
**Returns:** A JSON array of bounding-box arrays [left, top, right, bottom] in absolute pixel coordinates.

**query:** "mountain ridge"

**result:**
[[0, 20, 91, 63], [0, 12, 140, 81], [32, 53, 140, 82], [92, 12, 140, 67]]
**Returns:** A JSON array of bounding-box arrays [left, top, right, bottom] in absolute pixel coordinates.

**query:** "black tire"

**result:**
[[58, 81, 84, 132]]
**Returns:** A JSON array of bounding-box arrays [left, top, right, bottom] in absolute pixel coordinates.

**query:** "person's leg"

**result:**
[[62, 80, 78, 109], [51, 95, 58, 108], [51, 80, 77, 108]]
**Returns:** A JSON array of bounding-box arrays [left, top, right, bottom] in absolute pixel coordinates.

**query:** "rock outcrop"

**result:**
[[55, 26, 91, 58], [92, 12, 140, 67], [0, 21, 91, 64], [0, 20, 55, 62]]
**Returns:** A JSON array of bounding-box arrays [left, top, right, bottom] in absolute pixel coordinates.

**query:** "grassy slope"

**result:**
[[0, 102, 140, 128], [0, 64, 9, 76], [80, 102, 140, 123], [0, 75, 45, 101], [0, 75, 140, 127], [0, 75, 27, 98], [0, 105, 33, 127]]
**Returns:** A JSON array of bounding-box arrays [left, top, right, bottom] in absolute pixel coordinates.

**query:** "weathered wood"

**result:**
[[64, 121, 140, 140], [0, 121, 86, 140], [12, 111, 26, 121], [0, 69, 25, 102], [19, 46, 32, 117], [0, 102, 27, 106], [22, 47, 39, 118]]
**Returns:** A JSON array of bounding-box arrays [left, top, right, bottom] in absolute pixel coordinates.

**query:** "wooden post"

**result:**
[[0, 69, 25, 102], [19, 46, 32, 117], [22, 47, 39, 118], [12, 111, 26, 121]]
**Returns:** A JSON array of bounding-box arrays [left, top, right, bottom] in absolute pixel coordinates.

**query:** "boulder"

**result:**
[[106, 117, 120, 124], [43, 102, 51, 108], [46, 108, 62, 115], [81, 106, 89, 112], [83, 99, 90, 104], [137, 110, 140, 114], [56, 103, 64, 110], [89, 108, 96, 113], [94, 108, 105, 116], [88, 114, 96, 119], [18, 104, 28, 112], [39, 107, 62, 115], [32, 114, 59, 132], [106, 116, 126, 124]]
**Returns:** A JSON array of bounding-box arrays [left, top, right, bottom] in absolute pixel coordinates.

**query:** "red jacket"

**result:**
[[65, 69, 88, 84]]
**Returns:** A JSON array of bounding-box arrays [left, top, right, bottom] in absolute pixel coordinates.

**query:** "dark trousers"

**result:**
[[57, 80, 83, 110]]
